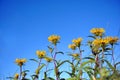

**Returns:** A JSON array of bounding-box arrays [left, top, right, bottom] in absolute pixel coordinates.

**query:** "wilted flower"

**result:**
[[15, 58, 26, 66], [68, 44, 76, 50], [72, 38, 82, 47], [90, 28, 105, 36], [36, 50, 46, 58], [48, 35, 60, 45]]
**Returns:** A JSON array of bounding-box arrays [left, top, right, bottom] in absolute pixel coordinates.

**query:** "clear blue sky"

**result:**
[[0, 0, 120, 79]]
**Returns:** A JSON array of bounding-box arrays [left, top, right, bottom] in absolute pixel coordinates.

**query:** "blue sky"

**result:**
[[0, 0, 120, 79]]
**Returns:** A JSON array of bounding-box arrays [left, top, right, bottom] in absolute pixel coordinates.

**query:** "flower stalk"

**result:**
[[19, 66, 22, 80], [111, 45, 115, 66]]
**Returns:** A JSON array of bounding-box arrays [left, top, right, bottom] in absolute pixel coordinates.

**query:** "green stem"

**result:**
[[53, 45, 59, 80], [78, 47, 82, 80], [101, 48, 104, 68], [34, 59, 42, 80], [44, 62, 49, 80], [100, 48, 104, 80], [112, 45, 115, 66], [94, 54, 99, 79], [19, 66, 22, 80], [38, 58, 42, 67]]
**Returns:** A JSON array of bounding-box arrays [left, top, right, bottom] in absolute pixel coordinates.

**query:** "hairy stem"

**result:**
[[38, 59, 42, 67], [112, 45, 115, 67], [78, 47, 82, 80], [19, 66, 22, 80], [53, 45, 59, 80]]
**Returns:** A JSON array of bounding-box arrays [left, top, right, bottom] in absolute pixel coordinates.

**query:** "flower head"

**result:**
[[106, 36, 119, 45], [68, 44, 76, 50], [36, 50, 46, 59], [90, 28, 105, 36], [48, 35, 60, 45], [92, 38, 109, 48], [14, 73, 19, 79], [72, 38, 82, 47], [44, 57, 53, 62], [15, 58, 26, 66], [92, 38, 100, 47]]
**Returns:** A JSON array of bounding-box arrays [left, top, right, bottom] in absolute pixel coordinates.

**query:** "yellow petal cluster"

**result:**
[[14, 73, 19, 79], [48, 35, 60, 45], [72, 53, 79, 57], [90, 28, 105, 36], [72, 38, 82, 47], [92, 38, 109, 47], [68, 44, 76, 50], [44, 57, 53, 62], [15, 58, 26, 66], [36, 50, 46, 58], [106, 36, 119, 45]]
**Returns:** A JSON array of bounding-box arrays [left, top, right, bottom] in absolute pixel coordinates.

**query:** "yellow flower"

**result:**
[[15, 58, 26, 66], [48, 35, 60, 45], [44, 57, 53, 62], [36, 50, 46, 58], [68, 44, 76, 50], [90, 28, 105, 36], [92, 38, 100, 47], [100, 38, 109, 46], [72, 53, 79, 57], [72, 38, 82, 47], [92, 38, 109, 48], [14, 73, 19, 79], [106, 36, 119, 45]]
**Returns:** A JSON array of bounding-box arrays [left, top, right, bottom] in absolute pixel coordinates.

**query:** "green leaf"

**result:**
[[48, 46, 54, 53], [31, 75, 38, 80], [115, 62, 120, 68], [104, 53, 112, 55], [47, 77, 55, 80], [67, 77, 77, 80], [22, 70, 29, 73], [55, 51, 64, 55], [55, 60, 61, 66], [63, 71, 73, 77], [46, 69, 53, 73], [100, 67, 110, 77], [80, 60, 95, 68], [83, 57, 95, 60], [37, 64, 45, 71], [29, 59, 39, 63], [75, 60, 80, 68], [103, 59, 115, 71], [57, 60, 69, 68], [21, 78, 30, 80], [83, 66, 94, 71], [59, 71, 64, 76], [65, 60, 73, 65], [88, 35, 96, 39], [6, 77, 14, 79], [83, 68, 93, 80], [105, 48, 112, 51]]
